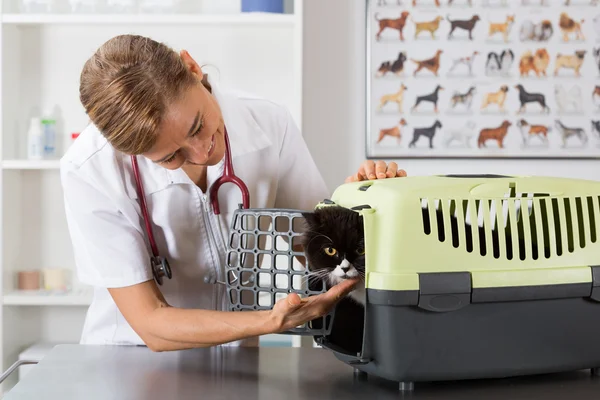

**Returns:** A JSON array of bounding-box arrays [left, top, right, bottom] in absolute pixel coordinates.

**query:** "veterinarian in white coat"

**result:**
[[61, 34, 405, 350]]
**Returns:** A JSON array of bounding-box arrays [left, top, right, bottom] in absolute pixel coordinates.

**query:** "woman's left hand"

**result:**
[[345, 160, 407, 183]]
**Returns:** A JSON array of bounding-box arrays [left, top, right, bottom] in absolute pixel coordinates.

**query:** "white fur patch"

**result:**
[[328, 259, 366, 306]]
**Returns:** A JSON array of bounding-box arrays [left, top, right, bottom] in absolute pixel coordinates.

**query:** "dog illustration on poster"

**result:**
[[408, 120, 443, 148], [554, 120, 588, 147], [488, 14, 516, 43], [517, 119, 550, 146], [377, 52, 407, 77], [449, 86, 476, 111], [412, 85, 444, 113], [375, 11, 410, 41], [559, 12, 585, 42], [478, 120, 512, 148], [520, 19, 553, 42], [485, 49, 514, 76], [445, 120, 477, 147], [447, 14, 481, 40], [448, 51, 479, 76], [554, 50, 586, 77], [515, 84, 551, 114], [377, 119, 408, 144], [410, 50, 443, 76], [481, 85, 509, 112], [378, 84, 408, 113], [412, 15, 444, 39], [555, 84, 583, 113], [519, 49, 550, 77]]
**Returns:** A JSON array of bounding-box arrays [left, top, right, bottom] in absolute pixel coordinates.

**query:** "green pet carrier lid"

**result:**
[[329, 175, 600, 301]]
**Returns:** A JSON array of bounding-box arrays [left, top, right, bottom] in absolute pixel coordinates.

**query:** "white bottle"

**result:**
[[41, 116, 57, 158], [27, 118, 44, 160], [20, 0, 53, 13], [106, 0, 136, 13], [69, 0, 98, 13]]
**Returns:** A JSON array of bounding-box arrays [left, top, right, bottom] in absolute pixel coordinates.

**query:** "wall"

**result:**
[[302, 0, 600, 194]]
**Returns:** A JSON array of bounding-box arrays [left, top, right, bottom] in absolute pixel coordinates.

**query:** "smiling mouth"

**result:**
[[207, 135, 215, 157]]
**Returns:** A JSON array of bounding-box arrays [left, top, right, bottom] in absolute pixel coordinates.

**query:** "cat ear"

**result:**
[[301, 211, 319, 227]]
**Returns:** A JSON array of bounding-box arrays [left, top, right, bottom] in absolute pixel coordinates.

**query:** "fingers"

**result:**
[[346, 161, 408, 185], [322, 278, 359, 302], [287, 292, 302, 308], [375, 160, 387, 179], [361, 161, 376, 180], [386, 161, 398, 178]]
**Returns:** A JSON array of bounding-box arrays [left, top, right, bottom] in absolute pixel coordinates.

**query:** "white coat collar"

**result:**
[[135, 76, 273, 192]]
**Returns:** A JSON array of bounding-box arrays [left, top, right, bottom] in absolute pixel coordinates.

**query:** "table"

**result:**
[[4, 344, 600, 399]]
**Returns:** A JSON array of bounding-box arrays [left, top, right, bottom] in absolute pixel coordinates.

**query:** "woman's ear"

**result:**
[[179, 50, 203, 78]]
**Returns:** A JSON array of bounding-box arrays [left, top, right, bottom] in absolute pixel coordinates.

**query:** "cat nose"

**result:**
[[341, 265, 350, 272]]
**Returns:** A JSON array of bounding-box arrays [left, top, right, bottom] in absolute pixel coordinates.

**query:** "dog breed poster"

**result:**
[[367, 0, 600, 159]]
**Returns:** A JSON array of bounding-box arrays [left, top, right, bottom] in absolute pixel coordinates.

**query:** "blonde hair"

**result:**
[[79, 34, 198, 155]]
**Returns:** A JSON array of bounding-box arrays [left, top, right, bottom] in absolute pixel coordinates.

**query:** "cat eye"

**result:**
[[324, 247, 337, 256], [357, 248, 365, 255]]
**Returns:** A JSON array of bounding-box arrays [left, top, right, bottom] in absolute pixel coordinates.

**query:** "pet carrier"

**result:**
[[224, 175, 600, 391]]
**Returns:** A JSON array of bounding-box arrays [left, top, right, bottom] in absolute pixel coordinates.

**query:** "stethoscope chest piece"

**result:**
[[151, 256, 172, 286]]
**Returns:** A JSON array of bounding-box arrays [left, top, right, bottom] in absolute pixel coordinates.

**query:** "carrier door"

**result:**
[[224, 207, 335, 336]]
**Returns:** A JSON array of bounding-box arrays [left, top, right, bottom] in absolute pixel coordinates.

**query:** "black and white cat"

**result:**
[[301, 206, 367, 306]]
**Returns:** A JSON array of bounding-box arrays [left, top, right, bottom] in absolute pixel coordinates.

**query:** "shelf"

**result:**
[[1, 12, 296, 25], [3, 289, 93, 306], [2, 160, 60, 170]]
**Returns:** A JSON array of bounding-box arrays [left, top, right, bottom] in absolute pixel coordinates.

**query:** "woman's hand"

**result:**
[[345, 160, 407, 183], [268, 279, 359, 333]]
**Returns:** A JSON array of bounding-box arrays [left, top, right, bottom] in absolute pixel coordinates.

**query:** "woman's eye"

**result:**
[[324, 247, 337, 256], [191, 117, 204, 138], [162, 152, 178, 164]]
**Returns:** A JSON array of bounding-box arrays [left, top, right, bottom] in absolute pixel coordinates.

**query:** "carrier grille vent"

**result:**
[[420, 195, 598, 260]]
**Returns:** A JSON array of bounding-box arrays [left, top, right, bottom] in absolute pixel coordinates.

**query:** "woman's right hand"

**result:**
[[268, 279, 359, 333]]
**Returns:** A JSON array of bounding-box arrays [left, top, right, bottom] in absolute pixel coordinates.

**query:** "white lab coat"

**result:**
[[60, 78, 330, 346]]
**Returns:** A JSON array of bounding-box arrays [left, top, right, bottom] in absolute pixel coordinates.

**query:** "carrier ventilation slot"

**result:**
[[421, 195, 596, 260]]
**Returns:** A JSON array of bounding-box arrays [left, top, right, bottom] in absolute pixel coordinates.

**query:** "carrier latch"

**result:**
[[417, 272, 472, 312]]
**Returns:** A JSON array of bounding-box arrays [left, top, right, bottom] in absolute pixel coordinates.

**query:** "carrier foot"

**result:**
[[399, 381, 414, 391], [592, 368, 600, 377], [353, 368, 368, 381]]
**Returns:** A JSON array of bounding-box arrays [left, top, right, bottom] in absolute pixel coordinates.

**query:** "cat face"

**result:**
[[300, 206, 366, 290]]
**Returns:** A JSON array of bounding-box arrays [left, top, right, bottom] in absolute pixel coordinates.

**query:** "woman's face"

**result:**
[[142, 51, 225, 170]]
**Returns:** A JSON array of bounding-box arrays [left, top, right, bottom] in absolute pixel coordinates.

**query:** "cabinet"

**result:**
[[0, 0, 303, 392]]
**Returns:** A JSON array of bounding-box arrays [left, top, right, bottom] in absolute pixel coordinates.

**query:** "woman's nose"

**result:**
[[186, 142, 211, 164]]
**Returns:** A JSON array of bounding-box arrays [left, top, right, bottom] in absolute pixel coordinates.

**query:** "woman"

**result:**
[[61, 34, 406, 351]]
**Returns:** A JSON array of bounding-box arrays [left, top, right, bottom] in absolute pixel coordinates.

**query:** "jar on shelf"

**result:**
[[20, 0, 54, 13], [241, 0, 284, 13]]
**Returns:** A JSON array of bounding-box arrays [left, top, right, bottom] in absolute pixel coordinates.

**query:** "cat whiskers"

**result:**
[[304, 269, 331, 284]]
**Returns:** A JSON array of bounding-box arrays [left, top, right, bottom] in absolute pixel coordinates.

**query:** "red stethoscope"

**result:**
[[130, 127, 249, 285]]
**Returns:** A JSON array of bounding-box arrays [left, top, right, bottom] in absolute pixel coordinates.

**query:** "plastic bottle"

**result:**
[[20, 0, 53, 13], [41, 117, 57, 158], [68, 0, 99, 13], [106, 0, 136, 13], [27, 117, 44, 160]]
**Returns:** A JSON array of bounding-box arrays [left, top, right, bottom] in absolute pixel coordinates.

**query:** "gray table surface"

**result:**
[[4, 344, 600, 399]]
